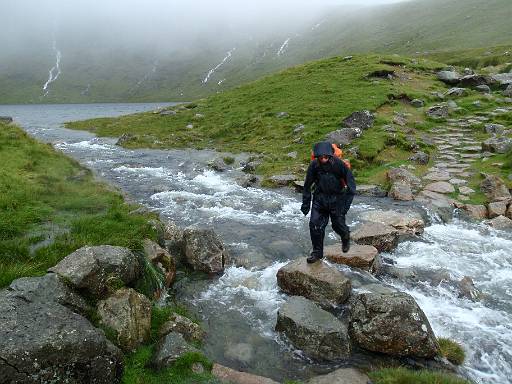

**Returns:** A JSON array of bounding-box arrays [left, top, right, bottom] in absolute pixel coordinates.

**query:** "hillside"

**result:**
[[1, 0, 511, 104]]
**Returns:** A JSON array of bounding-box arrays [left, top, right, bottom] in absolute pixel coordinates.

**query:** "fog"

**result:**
[[2, 0, 409, 56]]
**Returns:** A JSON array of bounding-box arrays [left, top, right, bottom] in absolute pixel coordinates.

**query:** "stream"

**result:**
[[2, 103, 511, 384]]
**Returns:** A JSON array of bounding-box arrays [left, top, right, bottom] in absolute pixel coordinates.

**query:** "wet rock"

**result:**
[[503, 84, 512, 97], [480, 174, 511, 202], [306, 368, 370, 384], [482, 136, 512, 154], [209, 157, 227, 172], [143, 239, 176, 288], [476, 85, 491, 94], [0, 116, 13, 123], [445, 88, 467, 97], [426, 105, 449, 119], [183, 227, 229, 273], [461, 204, 488, 220], [488, 201, 508, 218], [411, 99, 425, 108], [163, 220, 185, 259], [388, 182, 414, 201], [491, 73, 512, 87], [381, 265, 417, 280], [152, 332, 198, 370], [437, 70, 461, 85], [356, 184, 388, 197], [425, 181, 455, 194], [409, 151, 429, 165], [276, 111, 289, 118], [49, 245, 141, 298], [0, 291, 123, 383], [268, 174, 296, 187], [507, 204, 512, 219], [212, 363, 279, 384], [159, 313, 205, 343], [293, 180, 305, 193], [352, 222, 400, 252], [349, 292, 439, 358], [97, 288, 151, 352], [8, 273, 91, 316], [116, 133, 136, 146], [458, 276, 483, 301], [236, 174, 259, 188], [387, 167, 421, 190], [275, 296, 351, 361], [325, 127, 361, 146], [486, 215, 512, 230], [276, 259, 351, 308], [341, 110, 375, 130], [241, 159, 262, 173], [325, 244, 381, 273], [361, 209, 425, 235]]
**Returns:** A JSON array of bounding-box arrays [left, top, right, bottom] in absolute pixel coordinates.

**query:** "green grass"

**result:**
[[369, 368, 470, 384], [438, 338, 466, 366], [66, 54, 445, 181], [122, 347, 219, 384], [0, 122, 158, 287]]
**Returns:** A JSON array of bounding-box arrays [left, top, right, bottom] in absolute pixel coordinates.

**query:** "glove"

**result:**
[[301, 203, 310, 216]]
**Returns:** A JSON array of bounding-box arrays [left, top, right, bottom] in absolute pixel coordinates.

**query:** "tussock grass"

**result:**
[[369, 367, 470, 384], [0, 122, 157, 287], [438, 338, 466, 366]]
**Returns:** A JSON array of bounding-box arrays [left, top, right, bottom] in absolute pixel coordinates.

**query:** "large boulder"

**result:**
[[482, 137, 512, 154], [488, 201, 508, 218], [437, 70, 461, 85], [484, 123, 505, 135], [503, 84, 512, 97], [276, 259, 351, 308], [325, 244, 380, 273], [426, 105, 449, 119], [349, 292, 439, 358], [7, 273, 90, 315], [151, 332, 198, 370], [182, 227, 229, 273], [351, 222, 400, 252], [341, 110, 374, 130], [275, 296, 351, 361], [159, 313, 205, 343], [458, 74, 495, 88], [97, 288, 152, 352], [388, 182, 414, 201], [409, 151, 430, 165], [387, 168, 421, 190], [360, 209, 425, 235], [212, 364, 279, 384], [356, 184, 388, 197], [306, 368, 370, 384], [461, 204, 488, 220], [163, 220, 185, 259], [507, 203, 512, 219], [480, 175, 511, 202], [49, 245, 141, 298], [0, 291, 123, 383], [325, 127, 362, 146], [143, 239, 176, 288], [268, 174, 296, 187], [491, 73, 512, 87], [486, 215, 512, 230]]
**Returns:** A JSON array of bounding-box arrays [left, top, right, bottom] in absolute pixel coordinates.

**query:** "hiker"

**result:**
[[301, 141, 356, 263]]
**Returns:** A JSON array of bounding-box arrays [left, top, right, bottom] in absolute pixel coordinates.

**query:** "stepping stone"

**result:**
[[459, 172, 473, 178], [276, 259, 351, 308], [438, 155, 457, 161], [446, 168, 465, 174], [325, 244, 380, 273], [423, 172, 451, 181], [462, 146, 482, 152], [438, 145, 453, 150], [461, 153, 481, 159], [425, 181, 455, 194], [449, 178, 468, 186], [352, 222, 400, 253]]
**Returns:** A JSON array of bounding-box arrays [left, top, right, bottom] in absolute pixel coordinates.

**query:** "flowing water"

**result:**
[[2, 103, 511, 383]]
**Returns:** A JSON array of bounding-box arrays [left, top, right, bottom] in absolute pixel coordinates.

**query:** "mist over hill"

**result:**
[[1, 0, 511, 104]]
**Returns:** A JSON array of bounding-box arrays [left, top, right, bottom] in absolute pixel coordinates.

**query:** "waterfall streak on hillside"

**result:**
[[202, 48, 236, 84], [42, 40, 62, 96], [277, 38, 290, 56]]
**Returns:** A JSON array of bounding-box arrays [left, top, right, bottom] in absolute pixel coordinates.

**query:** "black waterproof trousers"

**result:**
[[309, 193, 353, 258]]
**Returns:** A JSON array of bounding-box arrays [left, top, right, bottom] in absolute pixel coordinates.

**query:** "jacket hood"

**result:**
[[313, 141, 334, 158]]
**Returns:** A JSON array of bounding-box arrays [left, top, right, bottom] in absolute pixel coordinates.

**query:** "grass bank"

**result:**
[[0, 122, 158, 288]]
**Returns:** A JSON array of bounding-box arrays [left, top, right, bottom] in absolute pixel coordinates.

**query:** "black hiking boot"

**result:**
[[307, 251, 323, 264], [342, 237, 350, 253]]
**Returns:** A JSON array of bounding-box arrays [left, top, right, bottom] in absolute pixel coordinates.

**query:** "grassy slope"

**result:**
[[1, 0, 511, 104], [0, 122, 158, 287], [66, 54, 444, 181]]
